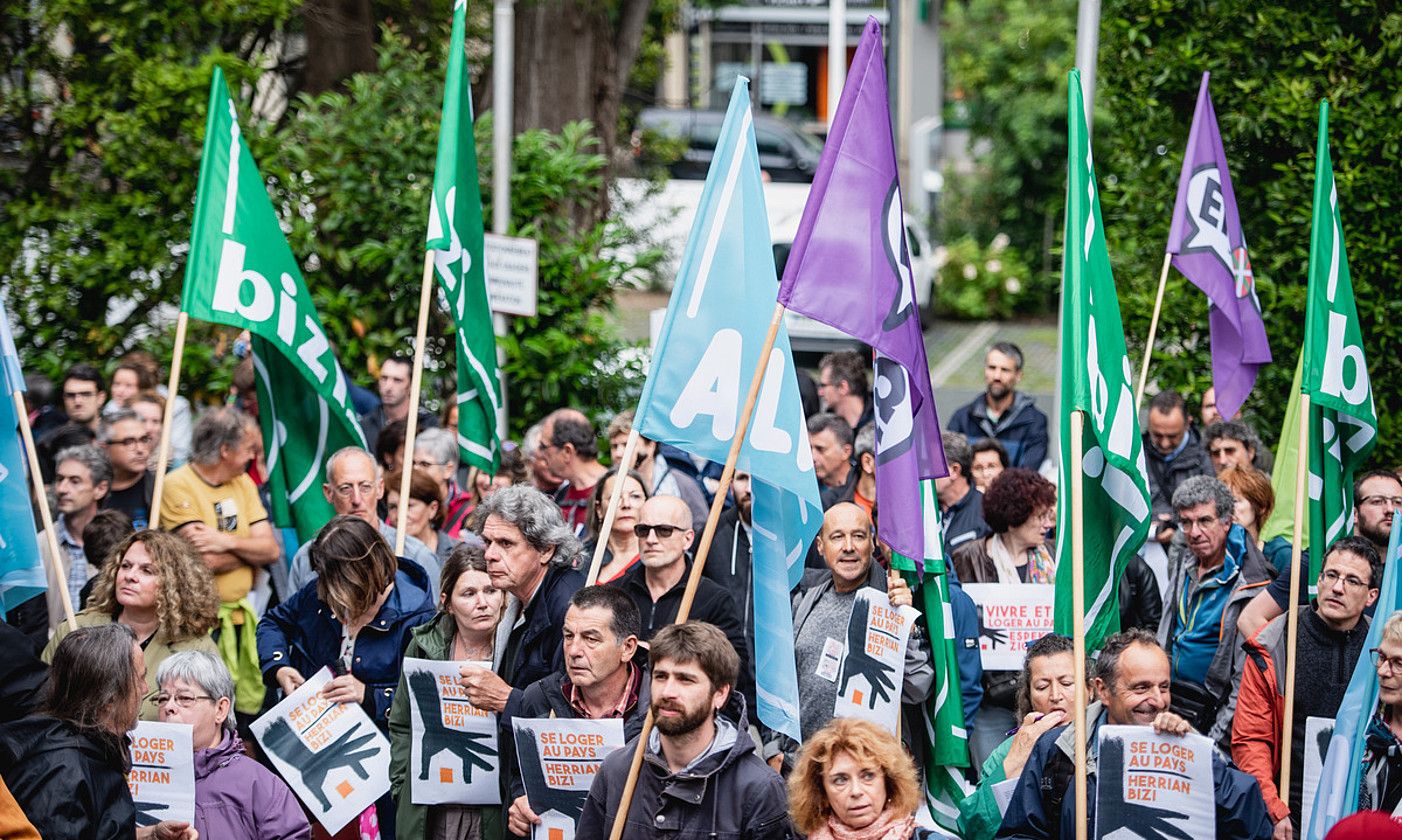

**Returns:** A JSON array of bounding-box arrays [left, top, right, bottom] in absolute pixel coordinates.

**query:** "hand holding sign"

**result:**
[[887, 570, 913, 608], [1095, 725, 1214, 840]]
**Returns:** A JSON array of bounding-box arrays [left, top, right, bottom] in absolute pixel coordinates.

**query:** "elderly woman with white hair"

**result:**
[[155, 651, 309, 840]]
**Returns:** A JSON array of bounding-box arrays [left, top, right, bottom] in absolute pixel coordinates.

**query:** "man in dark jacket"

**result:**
[[936, 431, 991, 553], [578, 622, 793, 840], [998, 628, 1272, 840], [705, 471, 758, 692], [507, 586, 652, 836], [947, 342, 1049, 470], [1142, 390, 1215, 547], [459, 486, 585, 719]]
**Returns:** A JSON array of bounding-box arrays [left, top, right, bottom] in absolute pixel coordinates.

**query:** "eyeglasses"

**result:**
[[332, 482, 377, 498], [1319, 568, 1371, 591], [63, 390, 99, 400], [1359, 495, 1402, 509], [152, 692, 214, 708], [1371, 648, 1402, 676], [110, 435, 153, 449], [411, 459, 446, 470], [634, 523, 682, 539]]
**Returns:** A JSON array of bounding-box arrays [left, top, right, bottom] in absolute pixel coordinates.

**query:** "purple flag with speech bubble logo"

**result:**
[[1166, 72, 1271, 422], [776, 17, 946, 569]]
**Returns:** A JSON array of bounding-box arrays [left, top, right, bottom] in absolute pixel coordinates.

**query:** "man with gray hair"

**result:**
[[38, 444, 112, 631], [286, 446, 441, 596], [1203, 419, 1265, 475], [1156, 474, 1273, 746], [412, 427, 472, 537], [98, 408, 154, 529], [458, 484, 585, 719]]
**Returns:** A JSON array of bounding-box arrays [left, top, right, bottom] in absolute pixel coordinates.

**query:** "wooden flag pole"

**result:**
[[1279, 393, 1310, 806], [13, 390, 76, 629], [396, 251, 437, 557], [606, 301, 786, 840], [585, 428, 641, 586], [149, 310, 190, 523], [1134, 252, 1173, 410], [1069, 409, 1088, 840]]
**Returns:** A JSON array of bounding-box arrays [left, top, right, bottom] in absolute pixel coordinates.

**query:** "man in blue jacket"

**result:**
[[997, 628, 1272, 840], [947, 342, 1049, 471]]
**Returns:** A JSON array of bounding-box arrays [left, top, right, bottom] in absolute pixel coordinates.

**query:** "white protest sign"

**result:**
[[1095, 725, 1214, 840], [484, 233, 539, 317], [962, 583, 1056, 671], [251, 667, 391, 834], [1302, 716, 1333, 832], [833, 587, 918, 733], [403, 658, 500, 806], [512, 717, 627, 840], [127, 720, 195, 827]]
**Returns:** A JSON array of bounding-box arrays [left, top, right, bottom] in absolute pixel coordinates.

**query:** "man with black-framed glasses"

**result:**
[[98, 409, 154, 529], [606, 495, 750, 711], [1233, 536, 1380, 840]]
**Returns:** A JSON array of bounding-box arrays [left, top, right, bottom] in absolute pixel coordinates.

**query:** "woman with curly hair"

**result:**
[[42, 529, 219, 721], [950, 467, 1057, 585], [789, 718, 941, 840]]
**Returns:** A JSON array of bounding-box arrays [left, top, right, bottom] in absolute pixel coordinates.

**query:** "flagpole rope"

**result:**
[[585, 428, 641, 586], [1069, 409, 1088, 840], [13, 390, 76, 629], [605, 300, 787, 840], [149, 310, 189, 524], [1134, 252, 1173, 410], [1280, 393, 1311, 809], [396, 251, 437, 557]]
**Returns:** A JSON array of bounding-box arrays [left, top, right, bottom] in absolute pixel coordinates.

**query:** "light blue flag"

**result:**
[[634, 78, 821, 743], [0, 298, 44, 614], [1307, 509, 1402, 838]]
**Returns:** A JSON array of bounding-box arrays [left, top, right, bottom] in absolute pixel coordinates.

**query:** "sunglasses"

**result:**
[[633, 523, 682, 539]]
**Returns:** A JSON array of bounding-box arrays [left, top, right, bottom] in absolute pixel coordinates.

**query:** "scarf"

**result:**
[[808, 807, 917, 840]]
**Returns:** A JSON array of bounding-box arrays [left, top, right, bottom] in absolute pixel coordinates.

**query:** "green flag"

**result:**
[[1260, 353, 1308, 550], [183, 67, 365, 542], [1301, 100, 1377, 578], [1052, 70, 1153, 651], [892, 481, 971, 832], [425, 0, 502, 473]]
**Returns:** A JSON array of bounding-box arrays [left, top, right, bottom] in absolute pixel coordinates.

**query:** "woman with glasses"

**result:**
[[583, 467, 651, 583], [155, 651, 309, 839], [1360, 611, 1402, 814], [386, 467, 464, 575], [43, 530, 219, 721]]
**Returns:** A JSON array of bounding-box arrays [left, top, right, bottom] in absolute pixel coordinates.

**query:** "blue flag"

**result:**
[[634, 79, 821, 743], [0, 299, 44, 614], [1306, 510, 1402, 838]]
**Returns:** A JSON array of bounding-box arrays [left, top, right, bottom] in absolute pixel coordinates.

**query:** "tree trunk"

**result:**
[[302, 0, 379, 93]]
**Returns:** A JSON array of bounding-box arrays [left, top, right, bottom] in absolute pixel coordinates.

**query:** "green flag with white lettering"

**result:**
[[182, 68, 365, 543], [425, 0, 502, 473], [1301, 100, 1377, 579], [1052, 70, 1153, 652]]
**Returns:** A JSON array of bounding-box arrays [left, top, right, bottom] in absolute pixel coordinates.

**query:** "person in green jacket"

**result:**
[[389, 543, 506, 839], [956, 633, 1076, 840]]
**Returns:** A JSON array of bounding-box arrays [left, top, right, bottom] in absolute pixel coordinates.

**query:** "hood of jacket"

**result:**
[[193, 729, 248, 780], [0, 713, 128, 773], [645, 689, 755, 781]]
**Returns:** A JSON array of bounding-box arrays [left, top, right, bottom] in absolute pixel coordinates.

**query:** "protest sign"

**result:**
[[402, 657, 500, 806], [963, 583, 1056, 671], [251, 667, 391, 834], [1301, 716, 1333, 832], [512, 717, 626, 840], [1095, 725, 1213, 840], [833, 587, 919, 732], [127, 720, 195, 827]]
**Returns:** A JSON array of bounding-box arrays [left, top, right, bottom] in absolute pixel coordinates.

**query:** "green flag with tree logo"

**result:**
[[182, 67, 365, 544], [1052, 70, 1153, 652], [425, 0, 502, 473], [1301, 100, 1377, 579]]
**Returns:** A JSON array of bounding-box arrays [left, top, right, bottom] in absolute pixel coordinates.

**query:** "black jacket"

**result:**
[[577, 692, 793, 840], [703, 509, 756, 670], [1143, 426, 1215, 523], [0, 715, 135, 840], [0, 621, 47, 722], [501, 564, 586, 719], [947, 391, 1050, 470], [1116, 554, 1164, 632]]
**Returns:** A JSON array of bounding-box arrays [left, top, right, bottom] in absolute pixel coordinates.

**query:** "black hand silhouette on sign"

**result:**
[[1096, 736, 1194, 840], [515, 725, 589, 821], [979, 617, 1009, 650], [407, 670, 497, 783], [132, 800, 169, 827], [261, 716, 380, 811], [837, 597, 897, 709]]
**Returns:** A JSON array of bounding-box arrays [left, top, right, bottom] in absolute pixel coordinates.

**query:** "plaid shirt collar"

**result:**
[[563, 661, 641, 720]]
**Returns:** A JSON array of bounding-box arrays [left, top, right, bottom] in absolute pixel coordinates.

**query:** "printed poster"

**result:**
[[512, 717, 626, 840], [833, 586, 918, 733], [127, 720, 195, 826], [403, 657, 501, 806], [1095, 725, 1214, 840], [963, 583, 1056, 671], [1302, 716, 1333, 832], [251, 667, 391, 834]]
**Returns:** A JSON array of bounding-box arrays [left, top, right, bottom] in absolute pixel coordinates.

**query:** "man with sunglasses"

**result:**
[[98, 409, 154, 529], [607, 495, 751, 715], [1232, 536, 1379, 840]]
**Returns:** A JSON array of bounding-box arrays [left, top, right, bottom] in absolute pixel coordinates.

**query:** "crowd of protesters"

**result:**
[[1, 342, 1400, 840]]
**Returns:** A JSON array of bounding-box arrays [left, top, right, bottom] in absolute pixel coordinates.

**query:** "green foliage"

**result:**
[[942, 0, 1078, 293], [934, 234, 1037, 320], [1097, 1, 1402, 462]]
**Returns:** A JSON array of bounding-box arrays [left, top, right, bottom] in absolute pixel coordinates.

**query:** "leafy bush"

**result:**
[[934, 234, 1037, 320]]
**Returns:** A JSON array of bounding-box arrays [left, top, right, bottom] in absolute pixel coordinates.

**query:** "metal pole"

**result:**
[[827, 0, 846, 126], [492, 0, 514, 439], [1073, 0, 1100, 134]]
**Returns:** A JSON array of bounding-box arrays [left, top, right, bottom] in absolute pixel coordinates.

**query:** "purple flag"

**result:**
[[776, 17, 946, 566], [1166, 72, 1271, 421]]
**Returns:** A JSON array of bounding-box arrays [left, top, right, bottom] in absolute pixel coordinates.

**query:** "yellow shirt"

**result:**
[[159, 464, 268, 604]]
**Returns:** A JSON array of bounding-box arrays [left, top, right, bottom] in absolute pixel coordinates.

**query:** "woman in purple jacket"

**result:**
[[155, 650, 310, 840]]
